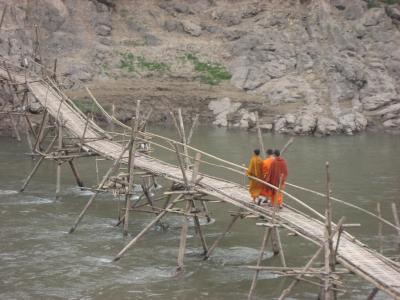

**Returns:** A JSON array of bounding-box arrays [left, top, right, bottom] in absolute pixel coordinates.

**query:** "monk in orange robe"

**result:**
[[260, 149, 275, 200], [267, 149, 288, 208], [246, 149, 263, 202]]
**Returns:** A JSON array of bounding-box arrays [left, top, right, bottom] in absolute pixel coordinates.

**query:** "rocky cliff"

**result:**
[[1, 0, 400, 135]]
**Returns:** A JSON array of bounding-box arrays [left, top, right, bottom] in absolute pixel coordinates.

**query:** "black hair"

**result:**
[[274, 149, 281, 157], [266, 149, 273, 155], [254, 149, 260, 155]]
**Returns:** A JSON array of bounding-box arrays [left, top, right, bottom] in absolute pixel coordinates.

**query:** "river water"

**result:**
[[0, 127, 399, 300]]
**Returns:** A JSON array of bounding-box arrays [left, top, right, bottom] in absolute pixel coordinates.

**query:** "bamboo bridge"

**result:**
[[1, 58, 400, 300]]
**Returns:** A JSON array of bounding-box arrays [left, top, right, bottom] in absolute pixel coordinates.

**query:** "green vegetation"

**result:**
[[119, 52, 169, 73], [184, 53, 231, 85]]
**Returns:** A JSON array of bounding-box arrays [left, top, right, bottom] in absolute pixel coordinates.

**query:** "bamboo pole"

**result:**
[[391, 203, 400, 250], [124, 101, 140, 237], [177, 199, 191, 271], [177, 108, 190, 169], [187, 114, 199, 145], [68, 160, 84, 187], [190, 153, 208, 254], [281, 138, 294, 155], [69, 140, 131, 234], [113, 195, 183, 262], [377, 202, 383, 254], [255, 111, 265, 157], [366, 288, 379, 300], [169, 110, 182, 139], [248, 227, 272, 300], [55, 121, 63, 199], [204, 210, 241, 260], [20, 135, 58, 192], [278, 217, 346, 300], [34, 110, 48, 151], [324, 162, 334, 300]]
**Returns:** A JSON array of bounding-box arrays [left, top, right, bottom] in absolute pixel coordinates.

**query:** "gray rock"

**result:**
[[294, 113, 317, 134], [181, 20, 202, 36], [274, 117, 287, 133], [96, 24, 112, 36], [383, 118, 400, 128], [338, 112, 368, 134], [316, 117, 340, 135], [164, 19, 183, 32], [65, 64, 93, 83], [386, 6, 400, 22], [143, 34, 161, 46]]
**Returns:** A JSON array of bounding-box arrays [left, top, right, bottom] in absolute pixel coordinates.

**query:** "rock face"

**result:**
[[0, 0, 400, 136]]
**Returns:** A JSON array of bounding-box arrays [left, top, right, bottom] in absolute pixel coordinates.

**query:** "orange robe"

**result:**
[[260, 156, 274, 198], [246, 154, 263, 201], [267, 157, 288, 206]]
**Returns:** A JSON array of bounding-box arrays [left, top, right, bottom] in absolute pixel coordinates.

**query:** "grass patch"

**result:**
[[184, 53, 231, 85], [119, 52, 169, 73]]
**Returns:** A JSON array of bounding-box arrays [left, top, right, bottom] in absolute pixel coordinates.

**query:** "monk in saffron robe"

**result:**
[[267, 149, 288, 208], [260, 149, 275, 200], [246, 149, 263, 202]]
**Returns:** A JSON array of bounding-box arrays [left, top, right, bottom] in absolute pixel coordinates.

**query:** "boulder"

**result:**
[[181, 20, 202, 36], [95, 24, 112, 36], [294, 113, 317, 134], [316, 117, 340, 135], [338, 112, 367, 134], [164, 19, 183, 32], [208, 97, 241, 127]]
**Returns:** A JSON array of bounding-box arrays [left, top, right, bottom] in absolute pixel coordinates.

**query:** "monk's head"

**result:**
[[274, 149, 281, 157], [266, 149, 273, 156], [254, 149, 260, 156]]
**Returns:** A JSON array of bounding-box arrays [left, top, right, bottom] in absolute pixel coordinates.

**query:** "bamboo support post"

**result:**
[[377, 202, 383, 254], [187, 114, 199, 145], [124, 101, 140, 236], [20, 135, 58, 192], [323, 161, 335, 300], [204, 210, 242, 260], [68, 160, 84, 187], [177, 199, 191, 271], [248, 227, 272, 300], [255, 111, 265, 157], [55, 121, 63, 199], [366, 288, 379, 300], [190, 153, 208, 254], [391, 203, 400, 250], [69, 141, 131, 234], [34, 110, 48, 151], [23, 117, 34, 157], [281, 138, 294, 155], [278, 217, 346, 300], [169, 110, 182, 139], [177, 108, 190, 169], [114, 195, 183, 262]]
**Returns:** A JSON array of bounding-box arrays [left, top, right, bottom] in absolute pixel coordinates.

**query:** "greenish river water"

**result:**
[[0, 126, 399, 299]]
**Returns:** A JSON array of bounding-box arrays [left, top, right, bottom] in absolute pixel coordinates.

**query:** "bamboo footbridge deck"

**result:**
[[1, 59, 400, 299]]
